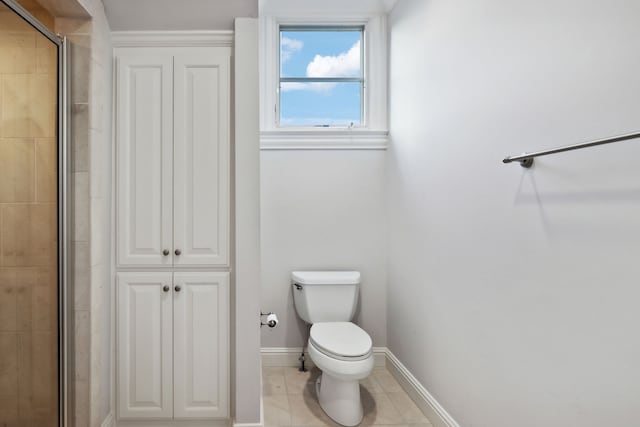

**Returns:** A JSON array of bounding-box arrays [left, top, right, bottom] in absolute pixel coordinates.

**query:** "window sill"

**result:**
[[260, 129, 389, 150]]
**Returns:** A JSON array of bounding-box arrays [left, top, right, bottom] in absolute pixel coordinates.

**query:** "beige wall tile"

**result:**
[[1, 204, 30, 266], [35, 138, 57, 203], [74, 310, 89, 381], [74, 379, 89, 427], [32, 10, 55, 32], [73, 241, 90, 310], [30, 203, 57, 266], [74, 171, 89, 242], [1, 74, 31, 137], [36, 44, 57, 74], [0, 396, 18, 426], [1, 204, 56, 267], [0, 138, 35, 202], [72, 103, 89, 172], [0, 33, 36, 74], [32, 269, 57, 331], [55, 17, 92, 35], [68, 37, 91, 104], [31, 331, 57, 408], [0, 9, 34, 32], [17, 332, 32, 404], [15, 270, 36, 332], [0, 271, 17, 331], [0, 332, 18, 397], [29, 73, 56, 138]]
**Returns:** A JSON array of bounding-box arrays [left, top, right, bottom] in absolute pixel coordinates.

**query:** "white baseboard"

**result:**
[[260, 347, 386, 368], [101, 412, 114, 427], [260, 346, 459, 427], [117, 420, 228, 427], [261, 347, 312, 368], [384, 349, 460, 427]]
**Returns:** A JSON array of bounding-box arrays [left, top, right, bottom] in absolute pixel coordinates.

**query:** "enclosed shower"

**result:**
[[0, 0, 66, 425]]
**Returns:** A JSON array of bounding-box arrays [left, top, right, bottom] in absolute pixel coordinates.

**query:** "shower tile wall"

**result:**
[[0, 3, 59, 426]]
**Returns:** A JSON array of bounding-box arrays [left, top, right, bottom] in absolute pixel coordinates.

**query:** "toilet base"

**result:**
[[316, 373, 363, 426]]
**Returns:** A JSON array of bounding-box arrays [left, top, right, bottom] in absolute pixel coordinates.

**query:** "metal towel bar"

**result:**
[[502, 131, 640, 168]]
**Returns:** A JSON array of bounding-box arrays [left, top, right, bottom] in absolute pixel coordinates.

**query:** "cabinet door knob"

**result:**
[[162, 249, 170, 256], [174, 249, 182, 256], [163, 285, 170, 292], [174, 285, 182, 292]]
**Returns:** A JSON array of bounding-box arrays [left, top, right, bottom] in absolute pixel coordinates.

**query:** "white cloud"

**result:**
[[281, 81, 336, 93], [306, 40, 361, 78], [281, 40, 361, 93], [281, 37, 303, 63]]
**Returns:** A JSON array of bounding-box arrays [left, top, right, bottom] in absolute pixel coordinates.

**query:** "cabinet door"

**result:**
[[173, 52, 230, 267], [117, 54, 174, 267], [173, 272, 229, 419], [117, 272, 174, 419]]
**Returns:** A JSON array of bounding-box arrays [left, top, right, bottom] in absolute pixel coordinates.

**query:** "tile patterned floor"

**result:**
[[263, 366, 434, 427]]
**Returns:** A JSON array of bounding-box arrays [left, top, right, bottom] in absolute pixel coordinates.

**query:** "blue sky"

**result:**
[[280, 30, 363, 127]]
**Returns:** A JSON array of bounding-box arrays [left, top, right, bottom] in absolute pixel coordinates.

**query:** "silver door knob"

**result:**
[[162, 249, 170, 256], [174, 285, 182, 292], [174, 249, 181, 256], [163, 285, 170, 292]]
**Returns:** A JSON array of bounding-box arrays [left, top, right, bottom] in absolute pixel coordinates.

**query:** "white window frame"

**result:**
[[260, 14, 389, 150]]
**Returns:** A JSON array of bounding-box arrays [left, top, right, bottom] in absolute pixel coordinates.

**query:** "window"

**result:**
[[279, 26, 364, 128], [260, 14, 389, 149]]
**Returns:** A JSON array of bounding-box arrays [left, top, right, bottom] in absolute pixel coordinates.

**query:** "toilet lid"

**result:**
[[310, 322, 372, 358]]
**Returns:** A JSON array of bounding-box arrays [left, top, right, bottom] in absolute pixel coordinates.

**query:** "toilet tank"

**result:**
[[291, 271, 361, 324]]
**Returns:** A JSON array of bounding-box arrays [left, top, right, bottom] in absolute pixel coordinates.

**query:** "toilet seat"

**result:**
[[310, 322, 372, 361]]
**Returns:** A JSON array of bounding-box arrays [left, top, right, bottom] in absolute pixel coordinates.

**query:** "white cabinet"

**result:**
[[115, 46, 231, 423], [116, 49, 230, 268], [173, 273, 229, 418], [117, 272, 174, 419], [116, 56, 174, 267], [117, 272, 229, 420], [173, 55, 230, 267]]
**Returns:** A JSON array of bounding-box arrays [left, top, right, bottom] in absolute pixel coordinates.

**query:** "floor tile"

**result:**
[[264, 368, 287, 395], [264, 394, 292, 427], [387, 392, 430, 424], [360, 375, 385, 395], [284, 367, 320, 395], [263, 366, 432, 427], [361, 392, 404, 425], [287, 389, 336, 426], [372, 368, 404, 393]]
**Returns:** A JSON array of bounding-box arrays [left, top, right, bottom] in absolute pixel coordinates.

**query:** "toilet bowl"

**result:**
[[308, 322, 374, 426], [291, 271, 373, 426]]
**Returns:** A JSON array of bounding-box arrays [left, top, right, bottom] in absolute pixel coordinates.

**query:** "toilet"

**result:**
[[292, 271, 374, 426]]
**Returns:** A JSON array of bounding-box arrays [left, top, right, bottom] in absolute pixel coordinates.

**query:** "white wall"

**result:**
[[260, 150, 387, 348], [388, 1, 640, 426], [234, 17, 263, 424]]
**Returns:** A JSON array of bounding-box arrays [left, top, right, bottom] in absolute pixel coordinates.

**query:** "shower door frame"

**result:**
[[0, 1, 69, 426]]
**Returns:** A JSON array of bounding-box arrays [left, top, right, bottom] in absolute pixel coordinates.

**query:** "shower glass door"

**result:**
[[0, 1, 64, 426]]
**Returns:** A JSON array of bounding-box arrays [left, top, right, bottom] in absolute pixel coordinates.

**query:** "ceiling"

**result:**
[[103, 0, 258, 31]]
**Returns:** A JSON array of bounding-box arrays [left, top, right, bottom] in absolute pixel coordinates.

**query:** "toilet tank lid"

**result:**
[[292, 271, 361, 285]]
